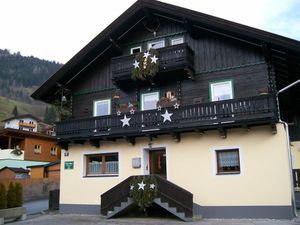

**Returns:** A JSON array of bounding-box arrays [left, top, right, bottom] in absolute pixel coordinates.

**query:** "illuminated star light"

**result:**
[[130, 108, 135, 115], [161, 109, 173, 123], [174, 102, 180, 109], [120, 115, 131, 127], [133, 60, 139, 68], [157, 105, 162, 111], [150, 184, 156, 189], [143, 51, 150, 58], [130, 185, 134, 190], [138, 181, 146, 190], [116, 110, 121, 116], [150, 55, 158, 63]]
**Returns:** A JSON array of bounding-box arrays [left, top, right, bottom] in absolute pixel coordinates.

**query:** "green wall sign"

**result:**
[[64, 161, 74, 170]]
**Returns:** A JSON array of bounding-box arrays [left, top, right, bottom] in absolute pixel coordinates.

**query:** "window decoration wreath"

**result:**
[[129, 176, 158, 211], [132, 49, 159, 81]]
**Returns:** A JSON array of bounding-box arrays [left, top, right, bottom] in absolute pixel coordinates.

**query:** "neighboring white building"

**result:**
[[3, 114, 40, 132]]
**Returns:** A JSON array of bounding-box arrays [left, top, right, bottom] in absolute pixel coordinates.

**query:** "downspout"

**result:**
[[276, 79, 300, 217]]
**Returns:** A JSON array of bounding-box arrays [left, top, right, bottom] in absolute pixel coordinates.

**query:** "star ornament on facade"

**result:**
[[150, 55, 158, 64], [157, 105, 162, 111], [174, 102, 180, 109], [133, 60, 139, 69], [138, 181, 146, 190], [120, 115, 131, 127], [130, 185, 134, 190], [143, 51, 150, 58], [161, 109, 173, 123], [130, 108, 135, 115], [150, 183, 156, 189], [116, 110, 121, 116]]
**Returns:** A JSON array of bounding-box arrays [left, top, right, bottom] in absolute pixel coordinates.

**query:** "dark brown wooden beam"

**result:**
[[126, 137, 136, 146], [90, 139, 100, 148], [172, 132, 181, 142], [218, 127, 227, 139]]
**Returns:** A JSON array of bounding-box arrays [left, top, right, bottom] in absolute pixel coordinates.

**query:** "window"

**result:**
[[130, 46, 142, 54], [148, 40, 165, 50], [93, 99, 111, 117], [141, 92, 159, 111], [85, 153, 119, 176], [34, 145, 41, 154], [216, 149, 240, 174], [210, 80, 233, 101], [171, 37, 184, 45], [50, 147, 57, 156]]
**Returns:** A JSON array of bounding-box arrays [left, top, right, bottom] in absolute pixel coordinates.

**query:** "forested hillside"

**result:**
[[0, 49, 62, 103], [0, 49, 63, 125]]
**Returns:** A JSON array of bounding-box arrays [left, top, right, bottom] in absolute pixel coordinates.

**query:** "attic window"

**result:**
[[171, 37, 184, 45], [130, 46, 141, 54]]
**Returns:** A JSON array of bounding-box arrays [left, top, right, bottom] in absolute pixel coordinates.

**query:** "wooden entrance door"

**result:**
[[149, 149, 166, 178]]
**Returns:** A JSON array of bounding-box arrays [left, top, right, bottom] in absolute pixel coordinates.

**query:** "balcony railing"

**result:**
[[111, 43, 194, 87], [56, 94, 277, 142]]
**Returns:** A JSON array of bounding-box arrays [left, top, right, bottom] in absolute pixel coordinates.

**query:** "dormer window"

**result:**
[[148, 40, 165, 50], [130, 46, 142, 54]]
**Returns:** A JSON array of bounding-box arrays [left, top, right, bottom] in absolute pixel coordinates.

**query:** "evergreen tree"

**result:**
[[14, 183, 23, 207], [7, 182, 16, 208], [44, 105, 57, 124], [0, 183, 7, 209], [12, 105, 18, 117]]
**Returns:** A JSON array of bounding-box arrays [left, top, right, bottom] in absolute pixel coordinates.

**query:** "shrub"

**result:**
[[7, 182, 16, 208], [14, 183, 23, 207], [0, 183, 7, 209]]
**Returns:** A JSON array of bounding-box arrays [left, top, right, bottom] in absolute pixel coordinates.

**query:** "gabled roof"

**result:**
[[2, 114, 41, 122], [0, 166, 29, 174], [32, 0, 300, 103]]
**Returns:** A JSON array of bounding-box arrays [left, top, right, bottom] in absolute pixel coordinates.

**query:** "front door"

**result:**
[[149, 149, 166, 178]]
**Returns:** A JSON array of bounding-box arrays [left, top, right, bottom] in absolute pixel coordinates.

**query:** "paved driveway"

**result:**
[[24, 199, 49, 215], [10, 213, 300, 225]]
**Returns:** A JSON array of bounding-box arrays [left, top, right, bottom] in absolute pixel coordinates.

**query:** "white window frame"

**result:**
[[34, 144, 41, 154], [93, 99, 111, 117], [50, 147, 57, 156], [130, 46, 142, 54], [141, 92, 159, 111], [171, 37, 184, 45], [210, 80, 234, 102], [148, 40, 165, 50], [212, 146, 243, 176]]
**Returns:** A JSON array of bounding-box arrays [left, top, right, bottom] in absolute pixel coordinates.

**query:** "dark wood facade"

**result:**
[[31, 0, 300, 144]]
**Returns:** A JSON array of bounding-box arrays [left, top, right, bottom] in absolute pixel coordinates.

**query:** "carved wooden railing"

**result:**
[[56, 94, 277, 141], [100, 175, 193, 218]]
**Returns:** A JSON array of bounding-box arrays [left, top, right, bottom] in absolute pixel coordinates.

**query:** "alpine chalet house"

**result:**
[[32, 0, 300, 220]]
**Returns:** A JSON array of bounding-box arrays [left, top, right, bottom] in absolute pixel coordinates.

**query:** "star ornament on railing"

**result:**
[[161, 109, 173, 123], [120, 115, 131, 127]]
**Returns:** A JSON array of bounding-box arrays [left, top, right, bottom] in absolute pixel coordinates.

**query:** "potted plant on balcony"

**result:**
[[0, 182, 26, 224], [117, 101, 139, 114], [157, 91, 180, 108]]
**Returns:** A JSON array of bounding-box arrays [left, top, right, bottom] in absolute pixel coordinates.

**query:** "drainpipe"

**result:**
[[276, 78, 300, 217]]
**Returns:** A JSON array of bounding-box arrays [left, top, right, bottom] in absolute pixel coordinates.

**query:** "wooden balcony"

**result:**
[[56, 94, 277, 144], [111, 43, 194, 88], [18, 122, 36, 128]]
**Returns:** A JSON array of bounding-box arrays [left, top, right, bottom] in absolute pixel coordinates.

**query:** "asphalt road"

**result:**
[[23, 199, 49, 215]]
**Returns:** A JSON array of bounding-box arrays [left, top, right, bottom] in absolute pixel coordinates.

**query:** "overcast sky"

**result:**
[[0, 0, 299, 63]]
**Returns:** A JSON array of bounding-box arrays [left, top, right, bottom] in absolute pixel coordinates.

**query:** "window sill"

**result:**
[[83, 174, 119, 178], [216, 171, 240, 175]]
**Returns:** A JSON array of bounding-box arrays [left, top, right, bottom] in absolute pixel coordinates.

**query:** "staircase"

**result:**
[[101, 175, 194, 221]]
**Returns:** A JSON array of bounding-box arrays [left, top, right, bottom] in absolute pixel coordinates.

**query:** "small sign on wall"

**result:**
[[64, 161, 74, 170]]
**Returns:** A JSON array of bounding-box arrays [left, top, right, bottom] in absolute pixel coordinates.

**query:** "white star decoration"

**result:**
[[150, 184, 156, 189], [117, 110, 121, 116], [120, 115, 131, 127], [138, 181, 146, 190], [130, 185, 134, 190], [157, 105, 162, 111], [130, 108, 135, 115], [150, 55, 158, 64], [174, 102, 180, 109], [161, 109, 173, 123], [143, 51, 150, 58], [133, 60, 139, 69]]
